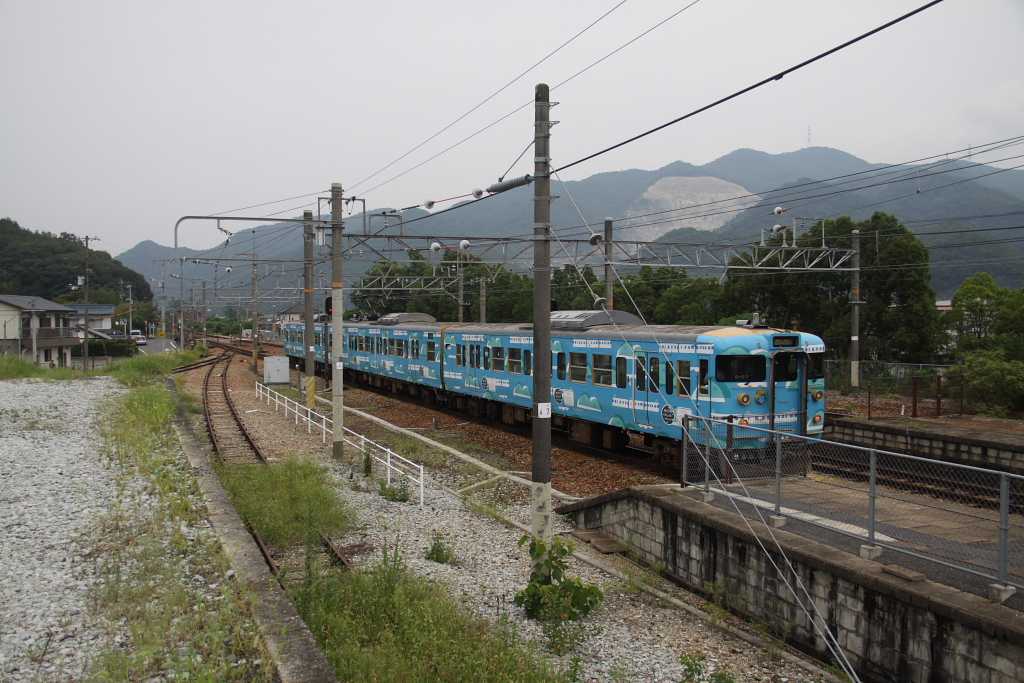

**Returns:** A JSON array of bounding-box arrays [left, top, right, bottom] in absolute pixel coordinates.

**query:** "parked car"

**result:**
[[130, 329, 147, 346]]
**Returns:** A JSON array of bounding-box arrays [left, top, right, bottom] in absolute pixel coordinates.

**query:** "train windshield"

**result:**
[[807, 353, 825, 380], [715, 355, 766, 382]]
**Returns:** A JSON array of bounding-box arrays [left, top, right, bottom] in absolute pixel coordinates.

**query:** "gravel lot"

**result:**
[[0, 378, 122, 681]]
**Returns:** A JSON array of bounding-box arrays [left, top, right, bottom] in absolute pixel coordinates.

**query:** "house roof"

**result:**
[[69, 304, 116, 315], [278, 302, 305, 315], [0, 294, 73, 312]]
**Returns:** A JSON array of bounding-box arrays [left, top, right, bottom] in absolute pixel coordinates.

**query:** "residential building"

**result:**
[[0, 295, 79, 366], [277, 302, 304, 323], [68, 303, 115, 340]]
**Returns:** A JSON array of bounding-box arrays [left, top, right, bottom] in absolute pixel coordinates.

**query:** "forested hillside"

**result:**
[[0, 218, 152, 302]]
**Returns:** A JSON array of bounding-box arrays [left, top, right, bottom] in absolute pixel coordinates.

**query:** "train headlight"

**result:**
[[738, 393, 751, 406], [813, 413, 823, 424], [738, 418, 750, 426], [813, 390, 824, 401]]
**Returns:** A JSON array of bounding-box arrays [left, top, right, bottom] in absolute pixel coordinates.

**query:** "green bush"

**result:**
[[514, 536, 603, 622], [425, 531, 457, 565], [379, 479, 411, 503], [955, 350, 1024, 414]]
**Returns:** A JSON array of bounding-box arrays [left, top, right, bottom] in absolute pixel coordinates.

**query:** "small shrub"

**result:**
[[542, 619, 590, 656], [678, 652, 706, 682], [379, 479, 411, 503], [425, 531, 457, 565], [514, 536, 602, 622], [709, 670, 737, 683]]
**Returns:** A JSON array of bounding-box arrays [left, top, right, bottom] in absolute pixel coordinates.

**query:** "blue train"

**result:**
[[282, 310, 826, 457]]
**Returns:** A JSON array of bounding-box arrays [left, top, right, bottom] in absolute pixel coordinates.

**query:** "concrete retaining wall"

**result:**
[[560, 487, 1024, 683], [824, 418, 1023, 475]]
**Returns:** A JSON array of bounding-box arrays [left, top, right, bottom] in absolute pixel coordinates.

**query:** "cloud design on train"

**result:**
[[575, 395, 602, 412]]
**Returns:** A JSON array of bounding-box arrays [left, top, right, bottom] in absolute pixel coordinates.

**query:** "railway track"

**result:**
[[202, 351, 270, 464]]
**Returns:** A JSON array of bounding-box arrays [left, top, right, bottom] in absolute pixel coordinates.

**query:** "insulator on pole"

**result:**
[[486, 174, 533, 194]]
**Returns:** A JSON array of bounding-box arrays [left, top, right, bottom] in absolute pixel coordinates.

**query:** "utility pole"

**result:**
[[531, 82, 553, 544], [251, 229, 259, 368], [202, 280, 207, 348], [457, 254, 464, 322], [479, 277, 487, 323], [603, 218, 614, 309], [850, 229, 861, 388], [127, 284, 133, 337], [330, 183, 345, 459], [179, 256, 186, 349], [303, 210, 317, 409], [82, 235, 100, 370]]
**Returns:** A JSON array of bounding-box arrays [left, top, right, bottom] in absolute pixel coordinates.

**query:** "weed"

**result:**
[[542, 619, 590, 656], [378, 479, 411, 503], [425, 531, 457, 565], [219, 458, 352, 547], [291, 548, 565, 682], [709, 669, 738, 683], [678, 652, 706, 682], [514, 536, 603, 622]]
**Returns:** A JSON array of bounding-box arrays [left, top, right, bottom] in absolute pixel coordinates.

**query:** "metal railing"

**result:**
[[255, 381, 425, 506], [680, 414, 1023, 593], [21, 327, 78, 341]]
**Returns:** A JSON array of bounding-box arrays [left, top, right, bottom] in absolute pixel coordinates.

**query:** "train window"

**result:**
[[492, 347, 506, 372], [524, 350, 532, 376], [807, 353, 824, 380], [569, 353, 587, 382], [649, 357, 660, 391], [773, 354, 799, 382], [508, 348, 522, 374], [716, 355, 766, 382], [410, 339, 418, 358], [677, 360, 692, 395], [469, 344, 478, 368], [483, 346, 491, 370], [636, 355, 646, 391], [427, 341, 436, 362], [456, 344, 465, 366], [403, 340, 410, 358], [556, 352, 566, 380], [665, 361, 674, 395], [699, 359, 709, 394], [616, 357, 627, 388], [592, 354, 612, 386]]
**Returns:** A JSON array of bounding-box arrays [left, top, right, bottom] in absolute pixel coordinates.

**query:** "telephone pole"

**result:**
[[303, 211, 317, 409], [604, 218, 614, 309], [531, 82, 553, 544], [251, 229, 259, 368], [201, 280, 207, 347], [82, 236, 100, 370], [179, 257, 186, 349], [457, 255, 464, 322], [850, 229, 861, 388], [479, 278, 487, 323], [330, 183, 345, 459]]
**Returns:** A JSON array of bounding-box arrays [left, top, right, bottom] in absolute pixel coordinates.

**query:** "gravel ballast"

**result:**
[[0, 378, 122, 681]]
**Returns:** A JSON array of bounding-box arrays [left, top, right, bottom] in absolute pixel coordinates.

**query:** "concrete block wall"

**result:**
[[564, 488, 1024, 683]]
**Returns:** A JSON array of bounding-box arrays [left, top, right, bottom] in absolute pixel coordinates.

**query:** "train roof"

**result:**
[[336, 310, 820, 345]]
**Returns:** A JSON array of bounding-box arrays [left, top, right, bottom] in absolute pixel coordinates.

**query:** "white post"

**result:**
[[387, 450, 392, 486], [419, 466, 424, 507]]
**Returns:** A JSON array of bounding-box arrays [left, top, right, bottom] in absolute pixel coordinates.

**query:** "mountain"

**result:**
[[0, 218, 152, 302], [118, 146, 1024, 302]]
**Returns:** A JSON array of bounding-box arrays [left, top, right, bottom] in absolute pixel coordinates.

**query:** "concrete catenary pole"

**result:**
[[179, 257, 186, 350], [82, 235, 100, 370], [531, 83, 553, 544], [303, 211, 317, 408], [479, 277, 487, 323], [330, 182, 345, 459], [603, 218, 614, 310], [457, 253, 464, 322], [251, 229, 259, 368], [850, 229, 861, 388]]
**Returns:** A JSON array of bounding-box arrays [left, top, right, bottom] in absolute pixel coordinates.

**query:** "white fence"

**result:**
[[255, 381, 425, 506]]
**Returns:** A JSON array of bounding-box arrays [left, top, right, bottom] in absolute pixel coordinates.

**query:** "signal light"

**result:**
[[325, 296, 332, 316]]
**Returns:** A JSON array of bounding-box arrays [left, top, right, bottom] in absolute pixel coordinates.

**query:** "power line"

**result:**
[[358, 0, 707, 196], [349, 0, 629, 191], [554, 0, 947, 175]]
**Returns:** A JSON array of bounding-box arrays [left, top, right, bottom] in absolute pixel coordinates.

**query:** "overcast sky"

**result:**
[[2, 0, 1021, 255]]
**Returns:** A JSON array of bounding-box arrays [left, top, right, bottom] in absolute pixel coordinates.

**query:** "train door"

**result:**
[[770, 353, 805, 434], [633, 350, 654, 425]]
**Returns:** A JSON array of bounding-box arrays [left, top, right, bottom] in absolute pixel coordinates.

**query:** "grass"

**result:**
[[424, 530, 457, 565], [292, 548, 568, 683], [378, 479, 412, 502], [89, 377, 271, 681], [219, 458, 353, 547], [0, 350, 201, 384]]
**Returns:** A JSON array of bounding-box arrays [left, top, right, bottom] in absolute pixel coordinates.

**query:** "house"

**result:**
[[68, 303, 115, 340], [277, 302, 305, 324], [0, 295, 79, 367]]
